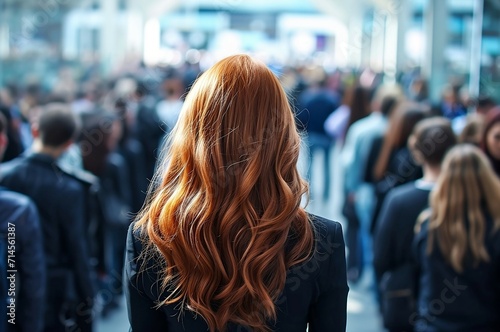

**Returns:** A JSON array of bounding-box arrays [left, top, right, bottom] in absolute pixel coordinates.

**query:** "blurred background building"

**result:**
[[0, 0, 499, 101]]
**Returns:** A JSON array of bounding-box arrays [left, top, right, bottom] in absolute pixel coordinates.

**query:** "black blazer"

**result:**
[[0, 188, 45, 332], [413, 219, 500, 331], [0, 153, 95, 302], [124, 215, 348, 331]]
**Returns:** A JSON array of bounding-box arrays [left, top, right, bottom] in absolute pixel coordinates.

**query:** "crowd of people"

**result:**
[[303, 68, 500, 330], [0, 54, 499, 331]]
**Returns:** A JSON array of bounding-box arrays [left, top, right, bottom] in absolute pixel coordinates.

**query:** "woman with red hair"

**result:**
[[124, 55, 348, 332]]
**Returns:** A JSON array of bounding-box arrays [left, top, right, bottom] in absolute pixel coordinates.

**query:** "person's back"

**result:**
[[0, 104, 94, 332], [415, 221, 500, 331], [0, 188, 45, 332], [414, 145, 500, 331], [126, 215, 347, 331], [0, 112, 45, 332], [125, 55, 348, 332], [374, 118, 457, 331], [300, 86, 339, 136]]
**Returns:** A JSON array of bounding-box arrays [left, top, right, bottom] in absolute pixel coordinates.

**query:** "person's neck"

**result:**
[[32, 140, 65, 159], [422, 163, 440, 183]]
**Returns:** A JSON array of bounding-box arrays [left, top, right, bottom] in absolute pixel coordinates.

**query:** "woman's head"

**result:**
[[79, 111, 121, 175], [137, 55, 313, 332], [459, 113, 485, 145], [427, 144, 500, 272], [409, 117, 457, 167], [160, 55, 306, 202], [481, 108, 500, 176], [346, 85, 371, 132], [373, 102, 428, 180]]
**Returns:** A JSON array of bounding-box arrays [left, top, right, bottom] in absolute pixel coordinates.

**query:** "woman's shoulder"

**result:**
[[305, 214, 347, 290], [308, 214, 343, 242], [308, 215, 345, 268]]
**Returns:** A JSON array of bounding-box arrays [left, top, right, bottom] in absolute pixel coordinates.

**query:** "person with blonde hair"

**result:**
[[413, 144, 500, 331], [124, 55, 348, 332]]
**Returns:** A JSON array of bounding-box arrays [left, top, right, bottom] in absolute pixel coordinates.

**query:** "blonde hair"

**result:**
[[427, 144, 500, 272], [135, 55, 314, 331]]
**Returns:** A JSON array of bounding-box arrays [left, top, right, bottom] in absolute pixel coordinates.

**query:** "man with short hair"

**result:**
[[0, 104, 95, 332], [0, 112, 45, 332]]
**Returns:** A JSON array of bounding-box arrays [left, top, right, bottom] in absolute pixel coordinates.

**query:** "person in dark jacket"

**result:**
[[0, 112, 45, 332], [297, 76, 340, 201], [0, 104, 95, 332], [125, 55, 348, 331], [373, 117, 457, 331], [413, 144, 500, 331], [79, 110, 131, 316]]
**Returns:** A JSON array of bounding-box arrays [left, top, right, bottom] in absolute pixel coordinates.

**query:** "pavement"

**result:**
[[96, 142, 384, 332]]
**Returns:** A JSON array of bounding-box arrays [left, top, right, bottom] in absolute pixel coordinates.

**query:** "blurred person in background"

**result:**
[[341, 87, 400, 283], [125, 55, 348, 331], [297, 74, 340, 202], [481, 107, 500, 178], [114, 98, 148, 215], [0, 103, 24, 163], [17, 84, 42, 149], [72, 88, 96, 115], [413, 144, 500, 331], [458, 113, 485, 145], [408, 77, 429, 104], [452, 95, 496, 134], [439, 85, 467, 120], [134, 81, 164, 180], [324, 84, 371, 146], [0, 112, 45, 332], [0, 104, 95, 332], [368, 103, 428, 233], [373, 118, 456, 332], [156, 76, 185, 134], [79, 111, 131, 316]]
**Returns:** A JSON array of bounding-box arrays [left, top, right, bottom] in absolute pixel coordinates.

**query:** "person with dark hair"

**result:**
[[114, 98, 148, 215], [0, 103, 95, 332], [413, 145, 500, 331], [440, 85, 467, 120], [79, 110, 131, 316], [297, 74, 340, 201], [134, 79, 165, 180], [373, 117, 457, 331], [368, 102, 428, 233], [340, 85, 401, 283], [0, 101, 24, 163], [452, 95, 496, 134], [125, 55, 348, 331], [409, 77, 429, 104], [481, 107, 500, 178], [0, 112, 45, 332], [324, 85, 371, 145]]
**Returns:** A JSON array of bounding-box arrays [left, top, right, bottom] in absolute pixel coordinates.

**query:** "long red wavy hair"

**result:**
[[135, 55, 314, 331]]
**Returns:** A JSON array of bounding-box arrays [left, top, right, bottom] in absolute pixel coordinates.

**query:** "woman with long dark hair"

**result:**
[[125, 55, 348, 332], [414, 145, 500, 331], [368, 103, 427, 232]]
